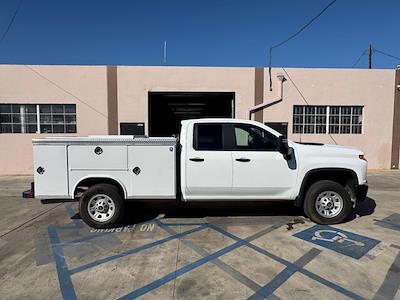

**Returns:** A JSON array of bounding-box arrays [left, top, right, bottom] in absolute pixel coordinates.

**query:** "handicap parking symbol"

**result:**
[[294, 225, 380, 259]]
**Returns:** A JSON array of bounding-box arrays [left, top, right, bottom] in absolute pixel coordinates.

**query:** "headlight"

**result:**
[[359, 154, 367, 161]]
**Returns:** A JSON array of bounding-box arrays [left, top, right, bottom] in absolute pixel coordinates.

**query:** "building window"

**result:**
[[0, 104, 37, 133], [0, 104, 76, 134], [39, 104, 76, 134], [293, 105, 363, 134]]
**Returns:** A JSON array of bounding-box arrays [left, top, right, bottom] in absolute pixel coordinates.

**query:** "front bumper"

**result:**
[[355, 184, 368, 202]]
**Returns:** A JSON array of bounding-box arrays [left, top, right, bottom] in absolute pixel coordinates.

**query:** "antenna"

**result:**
[[163, 40, 167, 64], [368, 44, 372, 69]]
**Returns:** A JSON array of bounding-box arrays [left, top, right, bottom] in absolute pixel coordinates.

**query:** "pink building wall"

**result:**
[[0, 65, 109, 175], [263, 68, 396, 169], [0, 65, 397, 174]]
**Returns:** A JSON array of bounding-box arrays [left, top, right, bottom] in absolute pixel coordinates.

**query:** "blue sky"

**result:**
[[0, 0, 399, 68]]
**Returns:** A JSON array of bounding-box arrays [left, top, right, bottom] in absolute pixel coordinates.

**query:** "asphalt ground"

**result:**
[[0, 171, 399, 299]]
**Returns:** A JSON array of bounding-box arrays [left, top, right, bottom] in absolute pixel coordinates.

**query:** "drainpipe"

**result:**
[[249, 74, 286, 120], [390, 65, 400, 169]]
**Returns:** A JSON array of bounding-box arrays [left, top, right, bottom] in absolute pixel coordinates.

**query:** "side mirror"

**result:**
[[278, 135, 292, 160]]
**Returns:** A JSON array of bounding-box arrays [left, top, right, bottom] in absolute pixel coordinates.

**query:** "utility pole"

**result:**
[[368, 44, 372, 69]]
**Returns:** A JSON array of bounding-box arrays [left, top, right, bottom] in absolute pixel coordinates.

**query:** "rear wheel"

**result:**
[[79, 183, 124, 229], [303, 180, 352, 225]]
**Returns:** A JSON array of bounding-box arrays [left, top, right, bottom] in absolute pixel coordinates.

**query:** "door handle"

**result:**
[[189, 157, 205, 162], [235, 158, 251, 162]]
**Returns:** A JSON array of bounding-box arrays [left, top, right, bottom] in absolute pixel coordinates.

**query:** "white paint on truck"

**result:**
[[32, 118, 368, 227]]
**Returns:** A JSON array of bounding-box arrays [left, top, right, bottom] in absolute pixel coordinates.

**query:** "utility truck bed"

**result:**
[[33, 136, 177, 199]]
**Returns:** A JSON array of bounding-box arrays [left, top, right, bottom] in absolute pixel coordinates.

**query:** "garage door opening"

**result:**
[[148, 92, 235, 137]]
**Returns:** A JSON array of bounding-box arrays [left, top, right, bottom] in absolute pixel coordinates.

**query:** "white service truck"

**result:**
[[29, 118, 368, 228]]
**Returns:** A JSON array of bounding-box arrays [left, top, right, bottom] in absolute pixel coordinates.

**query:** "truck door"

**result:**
[[185, 123, 232, 199], [228, 123, 297, 199]]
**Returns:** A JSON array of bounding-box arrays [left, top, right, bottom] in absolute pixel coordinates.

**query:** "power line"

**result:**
[[270, 0, 338, 51], [0, 0, 23, 46], [282, 67, 337, 145], [351, 48, 367, 68], [281, 68, 309, 105], [268, 0, 337, 91], [24, 65, 118, 125], [373, 48, 400, 62]]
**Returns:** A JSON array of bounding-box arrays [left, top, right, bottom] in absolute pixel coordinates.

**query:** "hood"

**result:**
[[292, 141, 364, 158]]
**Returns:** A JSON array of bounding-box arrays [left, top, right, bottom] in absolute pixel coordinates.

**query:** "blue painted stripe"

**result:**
[[248, 249, 321, 300], [61, 231, 112, 245], [163, 223, 207, 227], [373, 251, 400, 299], [53, 225, 80, 230], [64, 203, 83, 228], [300, 269, 365, 300], [375, 219, 400, 229], [117, 240, 244, 299], [48, 226, 77, 300], [208, 224, 365, 300], [69, 224, 206, 275], [157, 220, 266, 292], [208, 224, 291, 266], [64, 203, 75, 214], [248, 267, 297, 300]]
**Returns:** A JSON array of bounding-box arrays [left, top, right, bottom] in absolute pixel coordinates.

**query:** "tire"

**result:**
[[79, 183, 125, 229], [303, 180, 352, 225]]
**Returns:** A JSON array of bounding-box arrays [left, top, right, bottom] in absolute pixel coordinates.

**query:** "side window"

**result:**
[[234, 127, 250, 146], [194, 123, 223, 151], [232, 124, 279, 151]]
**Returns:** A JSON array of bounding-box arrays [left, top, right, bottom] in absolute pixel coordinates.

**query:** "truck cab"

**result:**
[[31, 118, 368, 228], [181, 119, 298, 200]]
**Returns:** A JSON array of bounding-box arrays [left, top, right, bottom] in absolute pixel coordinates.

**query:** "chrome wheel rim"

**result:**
[[87, 194, 115, 222], [315, 191, 343, 218]]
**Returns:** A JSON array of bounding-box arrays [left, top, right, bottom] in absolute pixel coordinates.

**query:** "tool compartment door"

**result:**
[[128, 145, 176, 198], [33, 145, 69, 198], [68, 145, 128, 170]]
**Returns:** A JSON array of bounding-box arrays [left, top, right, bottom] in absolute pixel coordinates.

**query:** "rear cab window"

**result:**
[[193, 123, 223, 151]]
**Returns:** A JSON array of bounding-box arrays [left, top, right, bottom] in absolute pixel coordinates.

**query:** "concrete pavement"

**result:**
[[0, 171, 399, 299]]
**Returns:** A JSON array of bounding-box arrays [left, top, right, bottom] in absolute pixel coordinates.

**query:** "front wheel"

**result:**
[[303, 180, 352, 225], [79, 184, 125, 229]]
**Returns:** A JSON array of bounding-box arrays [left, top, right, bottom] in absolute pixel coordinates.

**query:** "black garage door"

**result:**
[[148, 92, 234, 137]]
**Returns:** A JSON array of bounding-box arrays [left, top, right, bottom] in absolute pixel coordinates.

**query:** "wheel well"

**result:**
[[74, 178, 126, 199], [295, 168, 358, 207]]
